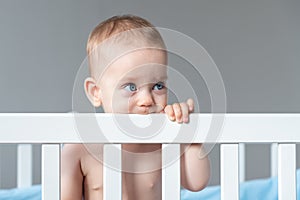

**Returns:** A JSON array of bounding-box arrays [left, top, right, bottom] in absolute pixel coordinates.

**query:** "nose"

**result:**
[[137, 89, 154, 107]]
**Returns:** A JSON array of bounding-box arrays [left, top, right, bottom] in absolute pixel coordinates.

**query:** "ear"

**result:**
[[84, 77, 102, 107]]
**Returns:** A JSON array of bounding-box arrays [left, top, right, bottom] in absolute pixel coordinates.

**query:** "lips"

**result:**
[[135, 107, 151, 114], [133, 105, 164, 114]]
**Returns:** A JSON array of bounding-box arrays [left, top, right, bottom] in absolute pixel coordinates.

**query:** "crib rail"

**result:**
[[0, 113, 300, 143], [0, 113, 299, 200]]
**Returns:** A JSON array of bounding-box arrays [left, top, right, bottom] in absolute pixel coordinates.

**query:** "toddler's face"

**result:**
[[97, 49, 167, 114]]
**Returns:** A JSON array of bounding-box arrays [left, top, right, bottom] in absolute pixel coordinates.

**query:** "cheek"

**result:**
[[154, 92, 167, 106], [120, 90, 134, 98], [109, 91, 133, 112]]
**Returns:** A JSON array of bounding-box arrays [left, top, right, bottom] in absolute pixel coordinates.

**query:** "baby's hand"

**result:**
[[164, 98, 194, 123]]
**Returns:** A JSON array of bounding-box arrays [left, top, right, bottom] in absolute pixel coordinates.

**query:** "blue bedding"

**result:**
[[182, 169, 300, 200], [0, 185, 41, 200], [1, 169, 299, 200]]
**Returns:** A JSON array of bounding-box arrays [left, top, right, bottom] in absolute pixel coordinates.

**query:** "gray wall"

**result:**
[[0, 0, 299, 188]]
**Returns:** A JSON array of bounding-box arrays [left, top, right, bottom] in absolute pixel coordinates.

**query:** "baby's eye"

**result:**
[[124, 83, 137, 92], [153, 82, 165, 90]]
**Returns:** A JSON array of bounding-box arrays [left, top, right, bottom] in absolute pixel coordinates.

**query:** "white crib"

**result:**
[[0, 113, 299, 200]]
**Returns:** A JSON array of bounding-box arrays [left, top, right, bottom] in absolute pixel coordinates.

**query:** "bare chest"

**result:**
[[84, 169, 161, 200], [83, 159, 162, 200], [122, 170, 162, 200]]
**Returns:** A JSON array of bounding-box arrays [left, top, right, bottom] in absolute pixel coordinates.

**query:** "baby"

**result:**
[[61, 15, 210, 200]]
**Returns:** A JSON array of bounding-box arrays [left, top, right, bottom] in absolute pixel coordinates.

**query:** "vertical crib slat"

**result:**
[[103, 144, 122, 200], [42, 144, 60, 200], [221, 144, 239, 200], [278, 144, 296, 200], [239, 143, 245, 183], [162, 144, 180, 200], [271, 143, 278, 177], [17, 144, 32, 188]]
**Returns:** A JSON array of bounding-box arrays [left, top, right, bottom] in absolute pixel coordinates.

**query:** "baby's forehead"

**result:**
[[90, 40, 167, 81], [99, 54, 167, 85], [103, 47, 166, 67]]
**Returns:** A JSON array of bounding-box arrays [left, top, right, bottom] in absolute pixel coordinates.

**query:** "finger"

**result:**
[[159, 104, 165, 113], [180, 102, 189, 123], [173, 103, 182, 123], [164, 105, 175, 121], [186, 98, 194, 112]]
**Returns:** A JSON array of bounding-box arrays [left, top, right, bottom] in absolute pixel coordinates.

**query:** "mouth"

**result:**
[[135, 108, 151, 114], [134, 105, 164, 114]]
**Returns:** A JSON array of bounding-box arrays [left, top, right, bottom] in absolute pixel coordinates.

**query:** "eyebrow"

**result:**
[[121, 76, 168, 82]]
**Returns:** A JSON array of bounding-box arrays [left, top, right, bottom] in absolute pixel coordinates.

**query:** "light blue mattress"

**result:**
[[1, 169, 299, 200]]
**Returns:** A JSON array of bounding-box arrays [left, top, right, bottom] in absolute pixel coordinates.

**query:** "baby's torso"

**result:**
[[81, 144, 162, 200]]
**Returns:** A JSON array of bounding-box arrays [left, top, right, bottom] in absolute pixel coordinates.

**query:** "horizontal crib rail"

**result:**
[[0, 113, 300, 143], [1, 113, 299, 200]]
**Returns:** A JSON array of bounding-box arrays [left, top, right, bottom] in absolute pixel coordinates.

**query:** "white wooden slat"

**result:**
[[1, 114, 300, 143], [42, 144, 60, 200], [278, 144, 296, 200], [162, 144, 180, 200], [239, 143, 245, 183], [103, 144, 122, 200], [221, 144, 239, 200], [17, 144, 32, 188], [271, 143, 278, 177]]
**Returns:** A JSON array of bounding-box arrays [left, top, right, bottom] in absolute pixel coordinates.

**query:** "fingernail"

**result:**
[[183, 117, 188, 123]]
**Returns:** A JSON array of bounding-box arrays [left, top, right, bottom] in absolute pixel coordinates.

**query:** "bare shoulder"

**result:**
[[62, 144, 87, 159], [62, 143, 86, 153], [62, 144, 104, 168], [61, 144, 89, 174], [62, 144, 103, 153]]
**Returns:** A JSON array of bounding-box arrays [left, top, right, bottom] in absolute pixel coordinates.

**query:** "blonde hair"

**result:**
[[87, 15, 166, 78]]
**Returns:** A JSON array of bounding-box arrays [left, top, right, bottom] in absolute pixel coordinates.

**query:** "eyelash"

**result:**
[[152, 82, 165, 90], [123, 82, 165, 92], [124, 83, 137, 92]]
